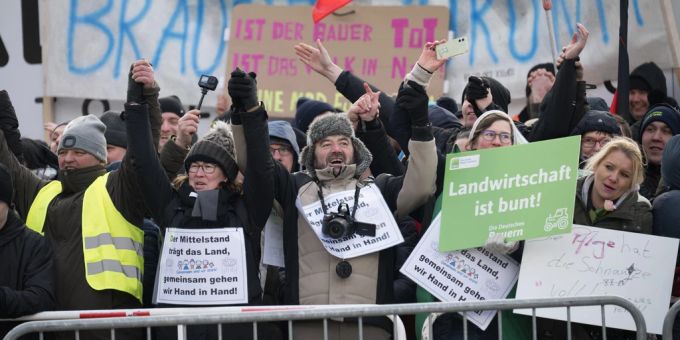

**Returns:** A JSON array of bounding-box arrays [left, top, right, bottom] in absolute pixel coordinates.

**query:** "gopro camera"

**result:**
[[198, 75, 218, 91], [322, 202, 377, 239]]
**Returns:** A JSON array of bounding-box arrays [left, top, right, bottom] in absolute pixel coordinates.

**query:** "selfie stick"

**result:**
[[543, 0, 558, 69], [196, 88, 208, 111]]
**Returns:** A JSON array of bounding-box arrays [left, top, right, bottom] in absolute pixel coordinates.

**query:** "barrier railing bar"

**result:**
[[358, 316, 363, 340], [392, 314, 397, 340], [287, 320, 293, 340], [497, 308, 502, 340], [4, 297, 647, 340], [531, 308, 537, 340], [323, 318, 328, 340], [567, 306, 571, 340], [601, 305, 607, 340]]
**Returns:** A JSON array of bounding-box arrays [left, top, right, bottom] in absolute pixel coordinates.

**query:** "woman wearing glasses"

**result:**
[[125, 70, 278, 339]]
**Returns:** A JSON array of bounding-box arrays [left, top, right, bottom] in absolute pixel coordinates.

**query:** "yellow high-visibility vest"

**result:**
[[26, 173, 144, 303]]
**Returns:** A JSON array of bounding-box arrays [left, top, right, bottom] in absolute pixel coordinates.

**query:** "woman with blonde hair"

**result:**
[[575, 137, 651, 233]]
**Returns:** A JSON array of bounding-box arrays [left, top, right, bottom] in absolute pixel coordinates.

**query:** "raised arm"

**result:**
[[128, 60, 162, 151], [529, 23, 589, 141]]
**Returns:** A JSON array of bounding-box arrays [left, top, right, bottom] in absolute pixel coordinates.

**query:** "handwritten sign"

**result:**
[[226, 5, 448, 117], [296, 183, 404, 259], [515, 225, 679, 334], [154, 228, 248, 305], [439, 136, 580, 252], [401, 213, 519, 330]]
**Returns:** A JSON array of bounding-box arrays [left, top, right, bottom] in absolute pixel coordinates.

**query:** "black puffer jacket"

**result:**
[[0, 210, 55, 337]]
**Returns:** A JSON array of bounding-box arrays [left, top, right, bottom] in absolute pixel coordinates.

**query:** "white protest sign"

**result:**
[[401, 213, 520, 330], [297, 183, 404, 259], [155, 228, 248, 305], [263, 210, 285, 267], [515, 225, 678, 334]]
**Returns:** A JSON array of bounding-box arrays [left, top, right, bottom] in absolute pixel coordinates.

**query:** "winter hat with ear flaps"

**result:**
[[184, 121, 238, 182], [298, 113, 372, 179]]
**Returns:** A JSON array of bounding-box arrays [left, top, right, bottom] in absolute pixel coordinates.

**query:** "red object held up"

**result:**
[[313, 0, 352, 23], [542, 0, 552, 10]]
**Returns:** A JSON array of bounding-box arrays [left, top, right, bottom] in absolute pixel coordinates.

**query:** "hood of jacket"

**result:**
[[663, 135, 680, 190]]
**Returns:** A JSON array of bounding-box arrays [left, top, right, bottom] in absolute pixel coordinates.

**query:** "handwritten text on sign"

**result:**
[[401, 213, 519, 330], [297, 183, 403, 259], [227, 5, 448, 117], [155, 228, 248, 305], [515, 225, 678, 334]]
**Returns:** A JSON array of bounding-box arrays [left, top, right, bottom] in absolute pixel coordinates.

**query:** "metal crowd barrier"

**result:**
[[4, 296, 647, 340], [663, 299, 680, 339]]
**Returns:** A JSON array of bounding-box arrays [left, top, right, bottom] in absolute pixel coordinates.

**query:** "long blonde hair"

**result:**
[[584, 137, 645, 187]]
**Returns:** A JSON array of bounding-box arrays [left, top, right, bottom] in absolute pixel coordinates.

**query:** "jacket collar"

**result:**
[[58, 165, 106, 194], [0, 210, 25, 247]]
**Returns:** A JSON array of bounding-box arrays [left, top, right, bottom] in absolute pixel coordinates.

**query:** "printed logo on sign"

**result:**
[[443, 253, 479, 283], [171, 258, 218, 275], [543, 207, 569, 232], [449, 155, 480, 170]]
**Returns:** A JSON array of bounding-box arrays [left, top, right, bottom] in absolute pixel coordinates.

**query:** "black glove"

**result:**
[[465, 76, 492, 116], [396, 80, 429, 127], [0, 90, 23, 159], [228, 68, 258, 111], [126, 64, 145, 104]]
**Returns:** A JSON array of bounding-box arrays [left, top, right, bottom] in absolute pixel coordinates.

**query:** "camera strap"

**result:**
[[316, 183, 362, 220]]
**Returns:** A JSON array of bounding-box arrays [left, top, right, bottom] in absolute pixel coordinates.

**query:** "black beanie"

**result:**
[[100, 111, 127, 148], [436, 96, 458, 114], [294, 99, 334, 133], [571, 110, 621, 136], [0, 163, 13, 206], [639, 104, 680, 142], [159, 95, 185, 118]]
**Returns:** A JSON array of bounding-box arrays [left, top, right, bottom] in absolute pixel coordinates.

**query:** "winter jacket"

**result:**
[[573, 175, 652, 234], [0, 210, 55, 338], [126, 103, 277, 339], [653, 135, 680, 263]]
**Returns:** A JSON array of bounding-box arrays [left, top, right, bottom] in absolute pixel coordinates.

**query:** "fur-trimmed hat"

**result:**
[[298, 113, 372, 178], [58, 114, 107, 163], [184, 121, 238, 182]]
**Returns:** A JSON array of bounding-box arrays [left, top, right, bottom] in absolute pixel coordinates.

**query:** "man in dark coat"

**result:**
[[0, 163, 55, 338]]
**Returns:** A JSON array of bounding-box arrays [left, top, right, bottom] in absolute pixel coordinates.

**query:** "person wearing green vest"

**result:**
[[0, 62, 157, 340]]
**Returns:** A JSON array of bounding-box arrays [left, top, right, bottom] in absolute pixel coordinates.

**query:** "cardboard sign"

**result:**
[[439, 136, 580, 252], [155, 228, 248, 305], [401, 213, 519, 330], [297, 183, 404, 259], [227, 4, 448, 117], [515, 225, 679, 334]]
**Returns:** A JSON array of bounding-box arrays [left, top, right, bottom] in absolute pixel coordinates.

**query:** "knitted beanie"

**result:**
[[184, 121, 238, 182], [159, 95, 185, 118], [571, 110, 621, 137], [58, 114, 107, 163], [100, 111, 127, 148], [639, 104, 680, 141]]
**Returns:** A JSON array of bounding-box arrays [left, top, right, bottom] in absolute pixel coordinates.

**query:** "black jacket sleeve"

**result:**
[[528, 59, 582, 142], [393, 216, 419, 303], [335, 71, 396, 136], [0, 225, 55, 318], [356, 119, 404, 176], [125, 103, 177, 225], [239, 106, 275, 232]]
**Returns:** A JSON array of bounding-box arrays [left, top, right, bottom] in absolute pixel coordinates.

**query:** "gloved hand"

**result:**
[[465, 76, 491, 117], [484, 233, 519, 255], [126, 63, 145, 104], [396, 80, 429, 127], [0, 90, 23, 159], [228, 68, 259, 111]]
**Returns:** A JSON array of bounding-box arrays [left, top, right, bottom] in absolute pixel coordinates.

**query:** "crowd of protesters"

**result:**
[[1, 21, 680, 340]]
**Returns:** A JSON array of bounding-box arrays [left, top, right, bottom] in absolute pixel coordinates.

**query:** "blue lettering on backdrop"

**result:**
[[632, 0, 644, 26], [114, 0, 151, 77], [507, 0, 538, 62], [191, 0, 227, 75], [152, 0, 189, 73], [68, 0, 114, 74], [469, 0, 498, 65], [449, 0, 457, 36]]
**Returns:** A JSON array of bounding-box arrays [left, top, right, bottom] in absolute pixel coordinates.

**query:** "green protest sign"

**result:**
[[439, 136, 580, 252]]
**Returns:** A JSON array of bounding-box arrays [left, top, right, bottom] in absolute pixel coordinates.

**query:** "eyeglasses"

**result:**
[[188, 163, 217, 174], [581, 137, 611, 149], [270, 145, 292, 156], [480, 130, 512, 144]]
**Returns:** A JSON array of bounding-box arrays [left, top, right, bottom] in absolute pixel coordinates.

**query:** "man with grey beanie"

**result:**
[[248, 42, 440, 339], [0, 59, 159, 340]]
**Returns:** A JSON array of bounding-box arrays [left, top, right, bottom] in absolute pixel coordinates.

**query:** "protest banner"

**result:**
[[155, 228, 248, 305], [515, 225, 678, 334], [401, 213, 519, 330], [297, 183, 404, 259], [226, 4, 448, 117], [439, 136, 580, 252]]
